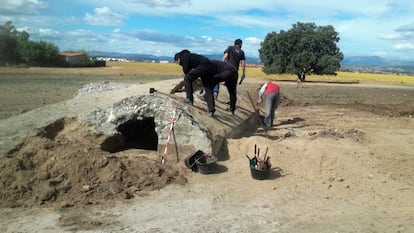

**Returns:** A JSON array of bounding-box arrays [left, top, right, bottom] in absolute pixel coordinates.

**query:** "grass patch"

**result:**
[[0, 61, 183, 77], [245, 67, 414, 85]]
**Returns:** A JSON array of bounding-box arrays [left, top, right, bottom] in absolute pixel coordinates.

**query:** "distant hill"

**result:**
[[341, 56, 414, 66], [89, 51, 261, 64], [89, 51, 171, 62], [89, 51, 413, 68], [340, 56, 414, 74]]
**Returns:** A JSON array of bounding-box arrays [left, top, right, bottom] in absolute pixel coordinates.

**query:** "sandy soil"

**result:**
[[0, 80, 413, 233]]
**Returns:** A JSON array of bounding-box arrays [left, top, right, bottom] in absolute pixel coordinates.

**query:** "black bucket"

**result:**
[[196, 154, 217, 174], [250, 166, 271, 180], [184, 150, 204, 172]]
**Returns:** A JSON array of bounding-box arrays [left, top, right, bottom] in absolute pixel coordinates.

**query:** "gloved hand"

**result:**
[[239, 73, 246, 85]]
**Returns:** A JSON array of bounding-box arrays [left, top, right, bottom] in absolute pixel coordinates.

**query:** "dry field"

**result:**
[[0, 62, 182, 119], [1, 61, 413, 120]]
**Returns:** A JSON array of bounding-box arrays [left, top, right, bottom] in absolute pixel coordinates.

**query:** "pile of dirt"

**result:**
[[0, 80, 254, 210], [0, 118, 188, 208]]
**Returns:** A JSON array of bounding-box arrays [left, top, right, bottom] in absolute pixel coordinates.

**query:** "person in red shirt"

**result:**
[[257, 81, 281, 127]]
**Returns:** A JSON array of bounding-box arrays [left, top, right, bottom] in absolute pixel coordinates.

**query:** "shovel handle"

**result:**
[[263, 147, 268, 161]]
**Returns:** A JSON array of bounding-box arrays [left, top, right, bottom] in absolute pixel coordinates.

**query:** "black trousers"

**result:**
[[213, 69, 238, 112], [184, 64, 216, 113]]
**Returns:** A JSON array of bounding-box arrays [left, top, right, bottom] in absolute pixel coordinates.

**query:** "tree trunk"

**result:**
[[297, 74, 306, 81]]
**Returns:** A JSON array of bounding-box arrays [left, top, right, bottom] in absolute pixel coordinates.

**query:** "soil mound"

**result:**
[[0, 118, 188, 208], [0, 80, 256, 209]]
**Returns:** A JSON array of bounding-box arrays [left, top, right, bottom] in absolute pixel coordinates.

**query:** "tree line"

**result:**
[[1, 20, 343, 77], [0, 21, 66, 66]]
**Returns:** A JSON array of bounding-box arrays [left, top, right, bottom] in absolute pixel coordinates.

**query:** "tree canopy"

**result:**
[[259, 22, 344, 79], [0, 21, 62, 66]]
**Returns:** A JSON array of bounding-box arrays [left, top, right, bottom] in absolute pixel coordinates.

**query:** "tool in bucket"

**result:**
[[247, 144, 272, 179]]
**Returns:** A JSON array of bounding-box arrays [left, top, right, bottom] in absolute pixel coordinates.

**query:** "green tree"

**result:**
[[259, 22, 344, 80], [20, 40, 61, 66], [0, 21, 62, 66], [0, 21, 19, 65]]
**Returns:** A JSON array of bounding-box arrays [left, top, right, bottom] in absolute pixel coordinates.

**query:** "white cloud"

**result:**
[[394, 42, 414, 50], [84, 6, 125, 26], [380, 33, 402, 40], [0, 0, 48, 15], [38, 28, 59, 38], [123, 0, 190, 7], [2, 0, 414, 59]]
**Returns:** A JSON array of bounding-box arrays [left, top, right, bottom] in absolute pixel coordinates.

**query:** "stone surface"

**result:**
[[0, 79, 254, 157]]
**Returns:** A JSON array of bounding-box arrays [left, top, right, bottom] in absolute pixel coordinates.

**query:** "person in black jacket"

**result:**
[[210, 60, 238, 114], [174, 50, 216, 116]]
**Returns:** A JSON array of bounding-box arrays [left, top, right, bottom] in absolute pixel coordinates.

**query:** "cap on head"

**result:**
[[174, 49, 191, 61]]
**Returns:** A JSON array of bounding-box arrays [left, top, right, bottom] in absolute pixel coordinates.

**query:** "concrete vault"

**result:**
[[82, 94, 212, 155]]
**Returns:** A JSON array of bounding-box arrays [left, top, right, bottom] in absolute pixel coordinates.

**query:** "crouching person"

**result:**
[[174, 49, 216, 116], [257, 81, 281, 127]]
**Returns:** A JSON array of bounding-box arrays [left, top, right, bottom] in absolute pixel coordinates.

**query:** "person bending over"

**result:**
[[257, 81, 281, 127], [174, 49, 216, 116]]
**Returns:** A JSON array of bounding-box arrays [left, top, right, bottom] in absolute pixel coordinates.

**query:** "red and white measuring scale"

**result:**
[[161, 105, 178, 164]]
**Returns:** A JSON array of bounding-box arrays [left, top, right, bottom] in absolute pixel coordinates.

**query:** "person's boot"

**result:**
[[184, 97, 193, 105], [208, 109, 215, 117], [228, 107, 235, 115]]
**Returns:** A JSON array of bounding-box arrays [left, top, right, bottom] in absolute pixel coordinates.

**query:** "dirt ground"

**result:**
[[0, 80, 413, 233]]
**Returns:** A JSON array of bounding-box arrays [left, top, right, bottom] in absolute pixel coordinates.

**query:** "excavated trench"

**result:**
[[0, 83, 257, 207]]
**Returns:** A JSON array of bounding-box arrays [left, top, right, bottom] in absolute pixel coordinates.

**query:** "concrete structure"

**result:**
[[60, 52, 88, 66], [0, 79, 255, 160]]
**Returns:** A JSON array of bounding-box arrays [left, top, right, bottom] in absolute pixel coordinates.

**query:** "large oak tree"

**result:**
[[259, 22, 343, 80]]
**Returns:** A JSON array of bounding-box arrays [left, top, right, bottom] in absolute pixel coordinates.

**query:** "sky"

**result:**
[[1, 0, 414, 61]]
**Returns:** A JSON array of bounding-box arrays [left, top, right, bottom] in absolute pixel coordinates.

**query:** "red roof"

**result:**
[[60, 52, 85, 57]]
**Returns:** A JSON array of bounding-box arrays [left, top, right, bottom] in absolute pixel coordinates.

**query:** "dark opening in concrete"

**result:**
[[101, 117, 158, 153]]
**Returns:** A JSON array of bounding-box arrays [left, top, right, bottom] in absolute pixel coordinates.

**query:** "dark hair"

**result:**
[[174, 49, 191, 61], [234, 39, 242, 46]]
